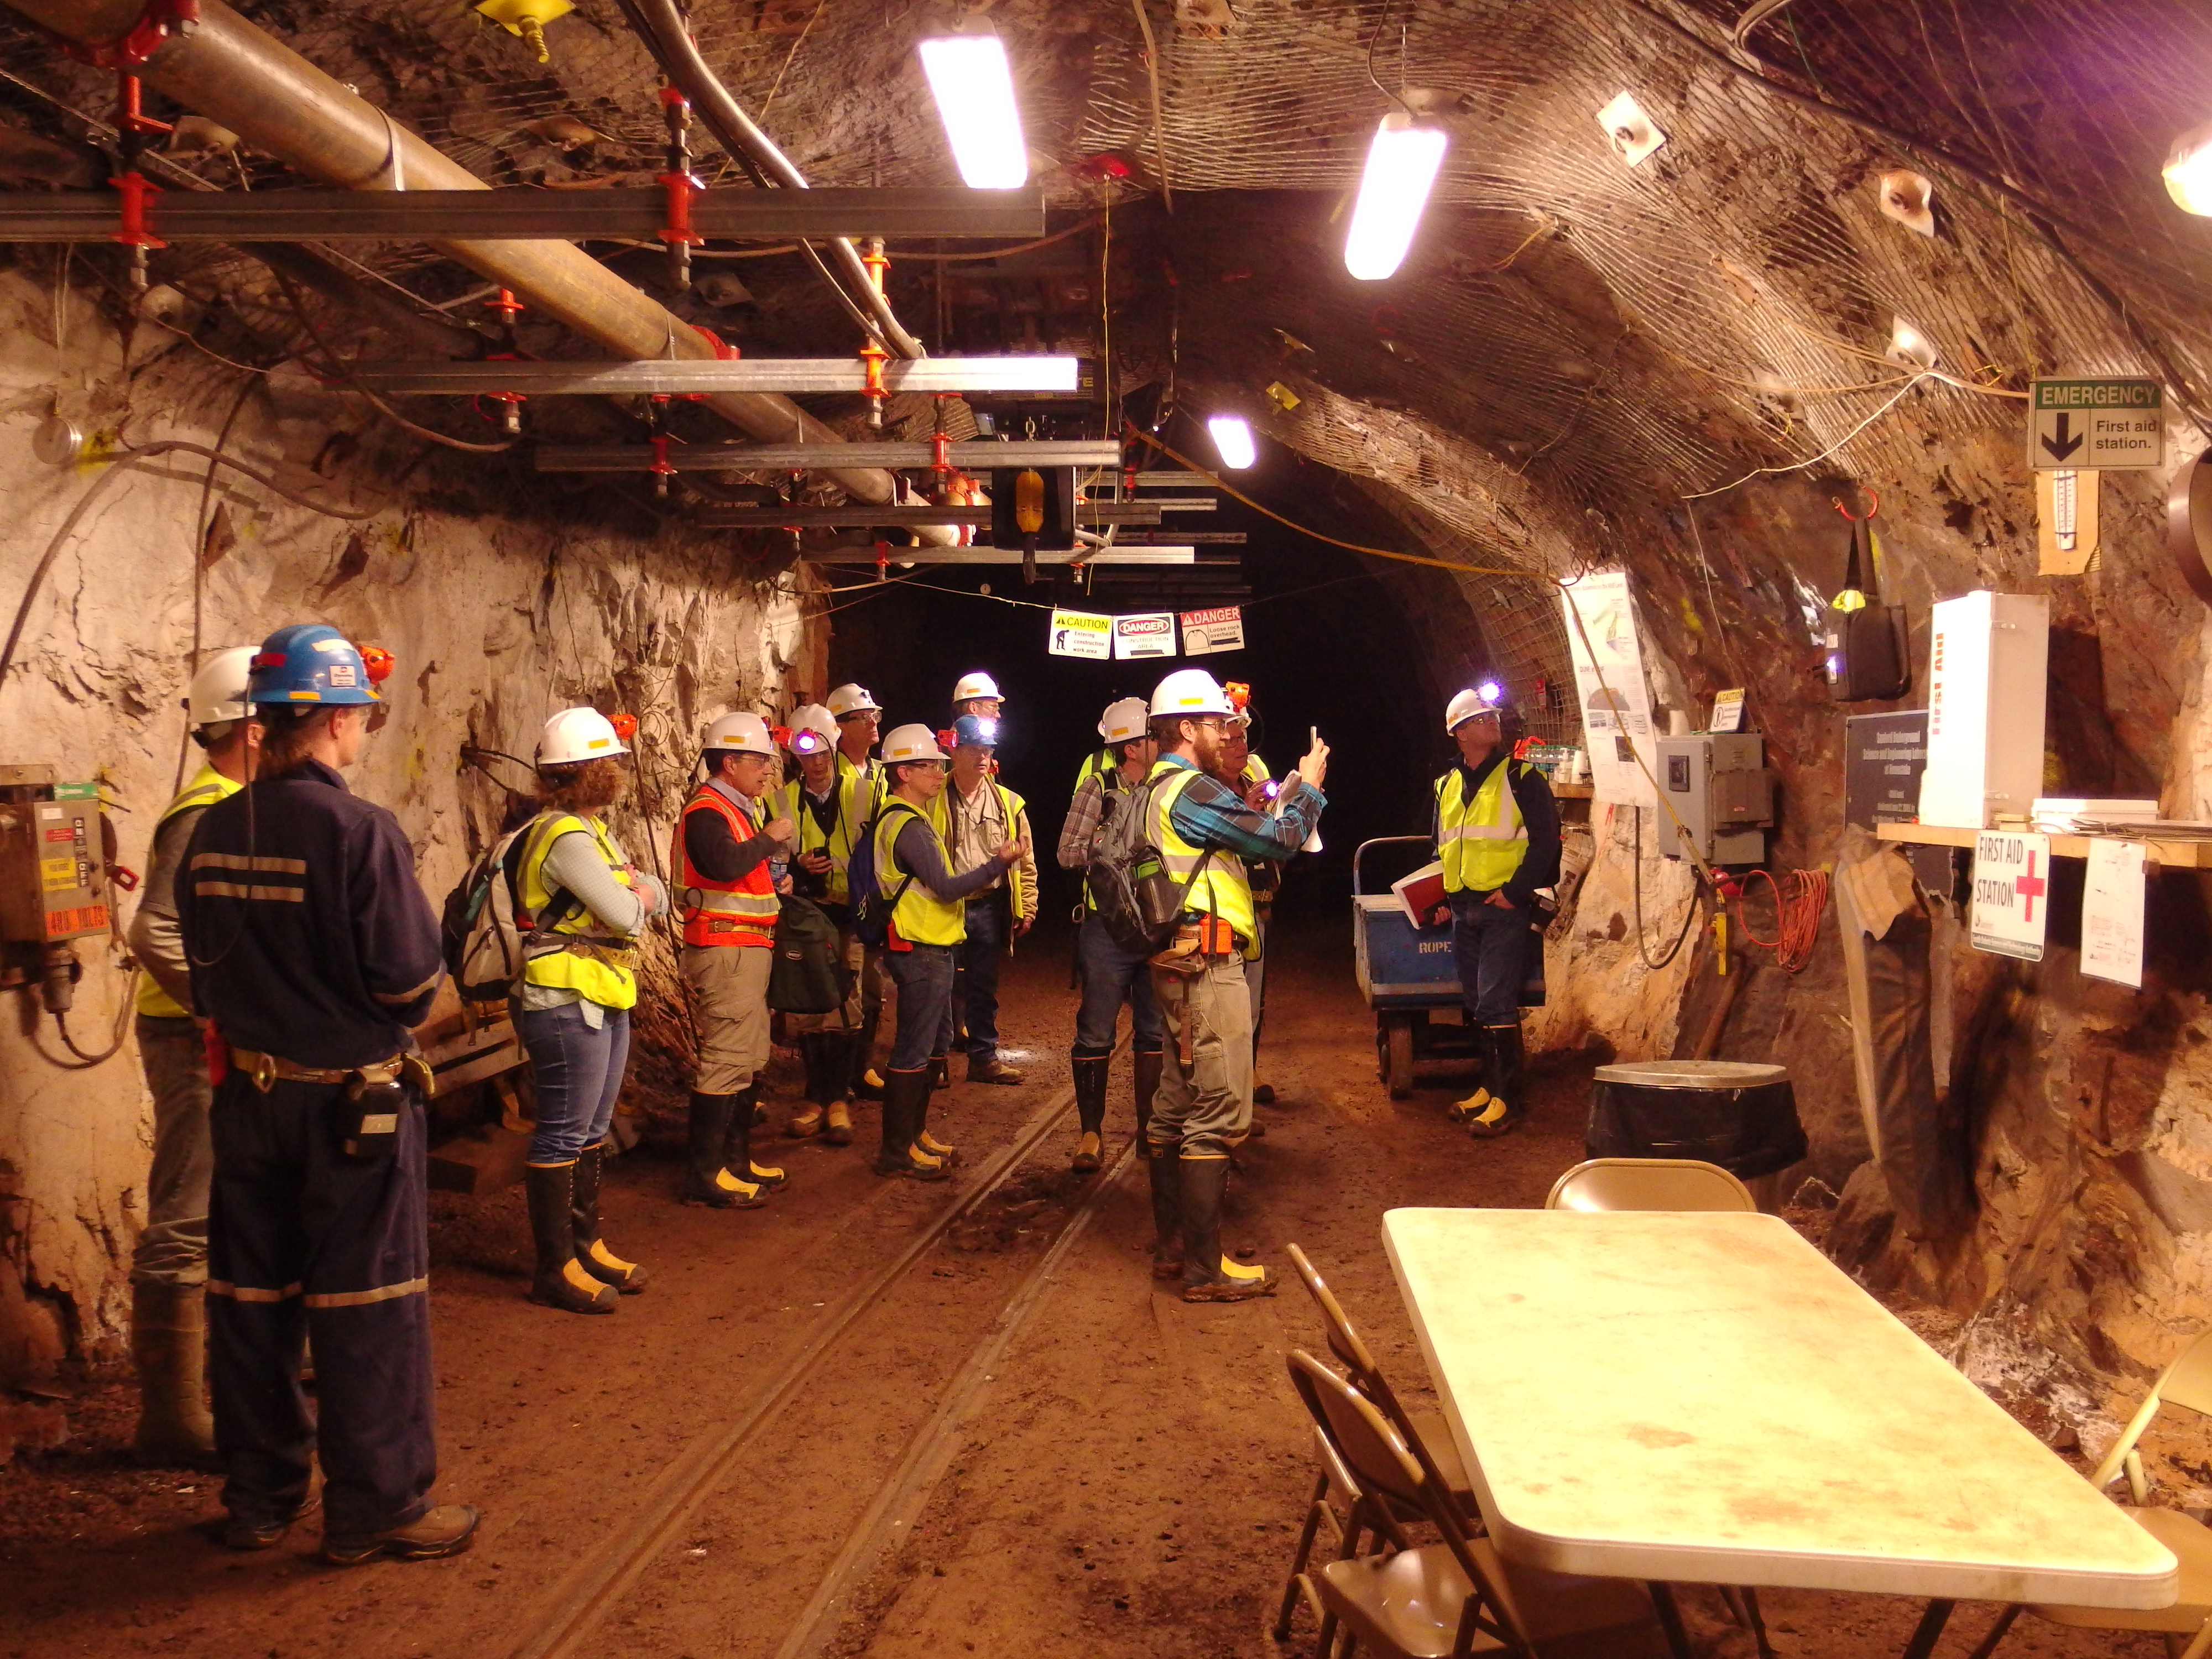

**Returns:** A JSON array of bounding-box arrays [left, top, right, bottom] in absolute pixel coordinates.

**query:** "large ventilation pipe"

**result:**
[[7, 0, 943, 529]]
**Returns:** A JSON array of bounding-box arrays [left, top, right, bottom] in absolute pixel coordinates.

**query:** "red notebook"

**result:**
[[1391, 861, 1447, 927]]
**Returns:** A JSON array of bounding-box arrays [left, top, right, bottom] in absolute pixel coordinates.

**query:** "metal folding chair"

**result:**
[[1544, 1157, 1756, 1213]]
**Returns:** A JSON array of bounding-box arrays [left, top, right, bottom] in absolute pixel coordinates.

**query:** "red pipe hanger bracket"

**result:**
[[51, 0, 200, 70]]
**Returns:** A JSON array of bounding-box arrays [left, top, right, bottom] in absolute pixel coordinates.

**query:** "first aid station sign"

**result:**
[[2028, 377, 2164, 471]]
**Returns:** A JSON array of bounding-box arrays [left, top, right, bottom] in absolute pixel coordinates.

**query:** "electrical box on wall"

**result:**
[[0, 765, 112, 945], [1918, 591, 2049, 829], [1655, 734, 1773, 864]]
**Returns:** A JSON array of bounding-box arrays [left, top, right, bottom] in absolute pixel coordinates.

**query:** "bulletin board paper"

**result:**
[[1561, 570, 1657, 808]]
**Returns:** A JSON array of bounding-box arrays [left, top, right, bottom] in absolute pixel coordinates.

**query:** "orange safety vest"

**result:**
[[672, 780, 780, 948]]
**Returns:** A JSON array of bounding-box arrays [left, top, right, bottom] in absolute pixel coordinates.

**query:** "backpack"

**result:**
[[847, 801, 919, 951], [1087, 772, 1213, 954], [439, 820, 581, 1006], [768, 894, 847, 1014]]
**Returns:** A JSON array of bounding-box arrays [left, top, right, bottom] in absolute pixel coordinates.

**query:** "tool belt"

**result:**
[[230, 1046, 434, 1098], [524, 932, 639, 967], [1149, 915, 1244, 972]]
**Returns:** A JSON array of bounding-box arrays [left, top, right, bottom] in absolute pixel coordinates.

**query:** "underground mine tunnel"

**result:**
[[6, 0, 2212, 1654]]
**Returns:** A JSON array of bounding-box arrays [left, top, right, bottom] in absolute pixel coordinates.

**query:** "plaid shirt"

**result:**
[[1057, 769, 1130, 869], [1154, 755, 1324, 862]]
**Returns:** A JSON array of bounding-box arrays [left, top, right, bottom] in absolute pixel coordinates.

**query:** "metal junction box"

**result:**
[[1655, 734, 1772, 865], [0, 765, 111, 944]]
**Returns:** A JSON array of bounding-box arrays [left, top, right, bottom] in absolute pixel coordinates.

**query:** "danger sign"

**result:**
[[1180, 606, 1245, 656], [1970, 830, 2050, 962], [1113, 613, 1177, 660]]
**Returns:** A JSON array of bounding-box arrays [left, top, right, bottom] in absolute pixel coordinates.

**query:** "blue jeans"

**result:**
[[952, 892, 1009, 1058], [1449, 892, 1531, 1026], [518, 1001, 632, 1164], [886, 945, 956, 1073], [1073, 910, 1165, 1055]]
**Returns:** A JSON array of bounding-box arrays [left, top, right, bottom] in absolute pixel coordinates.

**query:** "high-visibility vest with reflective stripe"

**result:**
[[1145, 761, 1256, 942], [136, 764, 243, 1018], [928, 776, 1028, 922], [875, 801, 966, 947], [517, 811, 639, 1008], [1072, 748, 1114, 799], [673, 782, 780, 948], [770, 773, 857, 905], [838, 751, 886, 818], [1243, 752, 1272, 786], [1436, 760, 1532, 894]]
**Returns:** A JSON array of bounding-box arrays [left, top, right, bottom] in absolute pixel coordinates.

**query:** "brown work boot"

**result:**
[[321, 1503, 482, 1567], [966, 1051, 1024, 1086], [131, 1282, 218, 1469]]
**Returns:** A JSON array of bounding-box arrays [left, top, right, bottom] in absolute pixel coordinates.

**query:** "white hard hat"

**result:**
[[826, 682, 880, 718], [880, 723, 950, 765], [1149, 667, 1234, 719], [184, 646, 257, 729], [1097, 697, 1149, 745], [952, 670, 1003, 705], [703, 711, 776, 757], [538, 707, 630, 766], [1445, 684, 1505, 734], [787, 703, 838, 756]]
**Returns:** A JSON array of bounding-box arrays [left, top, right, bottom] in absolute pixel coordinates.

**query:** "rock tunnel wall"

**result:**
[[0, 269, 816, 1389]]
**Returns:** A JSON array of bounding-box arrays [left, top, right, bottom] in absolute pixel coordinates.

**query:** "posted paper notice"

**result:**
[[1048, 609, 1112, 660], [1113, 613, 1177, 660], [2082, 838, 2145, 989], [1180, 606, 1245, 655]]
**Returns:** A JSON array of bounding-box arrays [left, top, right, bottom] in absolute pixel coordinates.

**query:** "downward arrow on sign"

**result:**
[[2041, 411, 2084, 462]]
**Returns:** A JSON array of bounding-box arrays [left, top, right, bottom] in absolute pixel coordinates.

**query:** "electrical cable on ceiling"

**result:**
[[1678, 372, 1929, 500], [273, 274, 520, 455]]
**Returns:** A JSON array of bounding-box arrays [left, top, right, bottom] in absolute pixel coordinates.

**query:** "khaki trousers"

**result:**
[[682, 943, 773, 1095], [1145, 956, 1254, 1158]]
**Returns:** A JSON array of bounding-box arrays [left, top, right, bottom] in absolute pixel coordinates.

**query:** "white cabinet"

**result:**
[[1918, 591, 2049, 828]]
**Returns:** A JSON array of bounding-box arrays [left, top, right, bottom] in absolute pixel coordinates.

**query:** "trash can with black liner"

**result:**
[[1586, 1060, 1807, 1179]]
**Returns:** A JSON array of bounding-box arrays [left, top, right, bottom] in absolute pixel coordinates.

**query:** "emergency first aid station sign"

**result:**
[[1971, 830, 2051, 962]]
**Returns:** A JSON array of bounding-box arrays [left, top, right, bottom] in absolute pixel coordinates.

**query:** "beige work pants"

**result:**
[[682, 943, 774, 1095]]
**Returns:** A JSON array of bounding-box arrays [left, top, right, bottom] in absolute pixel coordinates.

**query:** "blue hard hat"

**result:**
[[952, 714, 999, 749], [248, 623, 380, 706]]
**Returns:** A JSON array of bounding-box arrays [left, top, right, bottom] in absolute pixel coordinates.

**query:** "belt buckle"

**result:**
[[247, 1050, 276, 1092]]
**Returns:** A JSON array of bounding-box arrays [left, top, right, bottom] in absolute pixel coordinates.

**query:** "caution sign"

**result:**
[[1047, 609, 1112, 660], [1113, 613, 1177, 660], [1180, 606, 1245, 656], [2028, 378, 2164, 471], [1970, 830, 2051, 962]]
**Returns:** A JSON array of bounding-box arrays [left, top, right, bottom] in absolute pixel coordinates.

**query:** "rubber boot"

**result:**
[[874, 1068, 949, 1181], [857, 1066, 886, 1101], [727, 1087, 787, 1190], [1467, 1025, 1526, 1138], [1133, 1048, 1165, 1146], [131, 1282, 218, 1469], [917, 1067, 958, 1165], [786, 1036, 826, 1139], [1448, 1036, 1491, 1123], [526, 1164, 618, 1313], [1145, 1138, 1185, 1281], [823, 1032, 856, 1147], [1177, 1155, 1276, 1302], [571, 1142, 646, 1294], [929, 1051, 951, 1092], [682, 1092, 765, 1209], [1070, 1051, 1110, 1173]]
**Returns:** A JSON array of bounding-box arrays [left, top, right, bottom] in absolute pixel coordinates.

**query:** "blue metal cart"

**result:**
[[1353, 836, 1470, 1099]]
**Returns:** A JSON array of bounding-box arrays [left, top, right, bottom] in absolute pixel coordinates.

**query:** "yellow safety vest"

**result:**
[[875, 801, 966, 947], [1244, 752, 1272, 786], [137, 764, 243, 1018], [928, 776, 1029, 922], [838, 751, 886, 818], [770, 773, 858, 905], [517, 812, 638, 1009], [1072, 748, 1115, 799], [1145, 760, 1256, 942], [1436, 760, 1532, 894]]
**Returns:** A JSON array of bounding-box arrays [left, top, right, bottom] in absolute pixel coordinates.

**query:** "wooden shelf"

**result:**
[[1550, 782, 1597, 800], [1874, 821, 2212, 868]]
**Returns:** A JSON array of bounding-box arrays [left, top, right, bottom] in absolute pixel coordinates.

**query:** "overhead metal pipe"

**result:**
[[4, 0, 940, 526], [611, 0, 927, 361]]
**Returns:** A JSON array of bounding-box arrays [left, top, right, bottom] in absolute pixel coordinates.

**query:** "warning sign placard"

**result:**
[[1047, 609, 1112, 660], [1113, 613, 1177, 660], [1180, 606, 1245, 656]]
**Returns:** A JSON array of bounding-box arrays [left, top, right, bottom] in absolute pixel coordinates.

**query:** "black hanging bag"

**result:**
[[1823, 515, 1911, 701]]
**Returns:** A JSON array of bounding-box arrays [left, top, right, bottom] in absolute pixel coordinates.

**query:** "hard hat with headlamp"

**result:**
[[249, 623, 383, 707], [1097, 697, 1149, 746], [184, 646, 257, 731], [1445, 682, 1506, 734], [827, 682, 880, 719], [702, 711, 776, 758], [951, 714, 1000, 750], [880, 723, 950, 766], [537, 707, 630, 766], [787, 703, 838, 756], [1148, 667, 1235, 719]]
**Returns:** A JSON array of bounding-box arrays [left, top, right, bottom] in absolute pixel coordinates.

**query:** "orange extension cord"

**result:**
[[1733, 868, 1830, 974]]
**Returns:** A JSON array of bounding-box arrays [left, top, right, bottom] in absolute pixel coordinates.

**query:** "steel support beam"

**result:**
[[350, 358, 1079, 397], [0, 187, 1046, 242], [0, 0, 941, 531], [534, 440, 1124, 473], [797, 549, 1197, 566], [690, 504, 1168, 528]]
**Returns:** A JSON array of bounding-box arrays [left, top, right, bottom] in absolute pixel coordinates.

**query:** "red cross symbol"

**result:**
[[2015, 853, 2048, 922]]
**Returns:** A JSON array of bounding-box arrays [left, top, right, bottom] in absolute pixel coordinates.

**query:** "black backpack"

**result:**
[[1087, 773, 1214, 954], [768, 894, 847, 1013], [847, 801, 919, 950]]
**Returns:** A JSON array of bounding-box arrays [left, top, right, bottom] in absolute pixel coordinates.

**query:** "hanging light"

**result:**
[[1344, 111, 1447, 281], [917, 32, 1029, 190], [1207, 414, 1258, 471], [2164, 121, 2212, 215]]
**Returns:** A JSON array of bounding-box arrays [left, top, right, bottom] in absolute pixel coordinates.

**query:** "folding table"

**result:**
[[1382, 1208, 2178, 1658]]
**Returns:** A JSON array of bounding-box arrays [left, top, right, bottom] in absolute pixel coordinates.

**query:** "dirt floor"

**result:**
[[0, 915, 2172, 1659]]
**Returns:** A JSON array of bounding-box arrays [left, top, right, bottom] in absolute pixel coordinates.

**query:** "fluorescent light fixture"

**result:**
[[1208, 414, 1258, 470], [1344, 112, 1447, 280], [919, 34, 1028, 190], [2165, 121, 2212, 215]]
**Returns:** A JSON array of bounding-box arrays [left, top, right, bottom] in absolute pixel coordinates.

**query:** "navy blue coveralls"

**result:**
[[176, 759, 446, 1535]]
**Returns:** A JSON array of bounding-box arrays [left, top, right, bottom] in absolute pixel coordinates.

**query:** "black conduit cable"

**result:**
[[46, 975, 140, 1069], [611, 0, 926, 360], [1631, 805, 1700, 972], [1, 443, 379, 692]]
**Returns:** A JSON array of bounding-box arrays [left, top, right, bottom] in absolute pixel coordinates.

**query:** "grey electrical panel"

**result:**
[[1655, 734, 1772, 864]]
